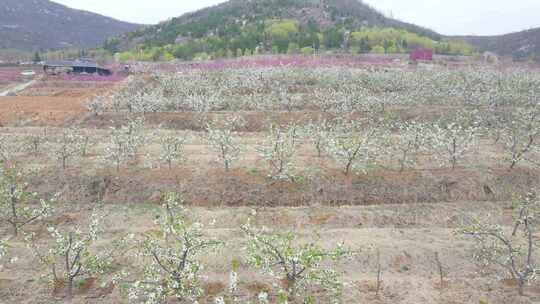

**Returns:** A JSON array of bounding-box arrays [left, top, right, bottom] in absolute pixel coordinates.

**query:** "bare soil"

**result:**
[[1, 201, 538, 304]]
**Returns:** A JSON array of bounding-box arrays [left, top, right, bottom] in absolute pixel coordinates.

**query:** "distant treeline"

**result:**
[[107, 19, 475, 62], [1, 22, 474, 64], [0, 48, 114, 64]]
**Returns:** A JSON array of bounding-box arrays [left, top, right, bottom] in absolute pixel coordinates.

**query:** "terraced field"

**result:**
[[0, 58, 539, 304]]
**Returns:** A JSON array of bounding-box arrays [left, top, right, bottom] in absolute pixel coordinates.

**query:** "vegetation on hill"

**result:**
[[108, 0, 474, 61]]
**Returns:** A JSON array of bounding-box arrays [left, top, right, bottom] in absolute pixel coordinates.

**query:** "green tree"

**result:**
[[267, 20, 299, 53], [323, 27, 343, 49], [371, 45, 385, 54], [300, 46, 315, 55], [33, 52, 42, 63], [287, 43, 300, 54]]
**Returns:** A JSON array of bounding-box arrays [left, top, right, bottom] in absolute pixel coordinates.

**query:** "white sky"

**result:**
[[52, 0, 540, 36]]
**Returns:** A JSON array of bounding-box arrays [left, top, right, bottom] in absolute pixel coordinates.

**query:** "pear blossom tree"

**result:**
[[393, 121, 428, 172], [158, 134, 186, 170], [23, 133, 47, 156], [102, 127, 132, 172], [26, 210, 113, 301], [242, 223, 351, 303], [102, 117, 146, 172], [53, 129, 84, 170], [87, 96, 105, 116], [459, 192, 540, 295], [206, 116, 245, 171], [430, 122, 478, 170], [0, 165, 53, 236], [305, 119, 331, 158], [129, 192, 223, 304], [124, 117, 147, 153], [327, 120, 383, 176], [502, 107, 540, 169], [483, 109, 511, 144], [77, 128, 93, 157], [257, 125, 299, 180]]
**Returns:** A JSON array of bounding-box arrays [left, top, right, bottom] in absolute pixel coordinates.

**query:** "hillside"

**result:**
[[459, 27, 540, 62], [110, 0, 476, 61], [121, 0, 439, 44], [0, 0, 141, 50]]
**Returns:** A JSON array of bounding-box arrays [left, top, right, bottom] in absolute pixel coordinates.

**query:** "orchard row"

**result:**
[[0, 170, 538, 302], [2, 107, 539, 176], [89, 67, 540, 113]]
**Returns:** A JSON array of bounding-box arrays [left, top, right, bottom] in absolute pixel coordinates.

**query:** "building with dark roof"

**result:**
[[43, 59, 112, 76]]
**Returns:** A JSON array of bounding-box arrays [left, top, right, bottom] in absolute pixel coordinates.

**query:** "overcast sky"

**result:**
[[53, 0, 540, 36]]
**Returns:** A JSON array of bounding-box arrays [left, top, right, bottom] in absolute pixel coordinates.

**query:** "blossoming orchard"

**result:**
[[0, 59, 539, 303]]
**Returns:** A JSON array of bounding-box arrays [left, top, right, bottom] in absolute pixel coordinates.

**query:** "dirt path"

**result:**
[[0, 79, 37, 96]]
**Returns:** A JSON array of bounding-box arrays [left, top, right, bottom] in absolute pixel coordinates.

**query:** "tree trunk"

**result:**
[[345, 160, 352, 176], [518, 278, 525, 296], [66, 277, 74, 302], [10, 190, 19, 237], [451, 138, 457, 170], [510, 158, 517, 170], [12, 223, 18, 237], [399, 149, 408, 173], [286, 276, 297, 302], [316, 142, 322, 158]]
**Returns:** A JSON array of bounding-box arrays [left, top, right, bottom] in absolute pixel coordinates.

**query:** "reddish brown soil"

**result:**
[[0, 79, 122, 127], [79, 106, 468, 132], [0, 96, 87, 126], [27, 165, 537, 208]]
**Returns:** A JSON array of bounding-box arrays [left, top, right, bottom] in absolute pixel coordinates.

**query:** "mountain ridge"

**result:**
[[114, 0, 441, 47], [456, 27, 540, 62], [0, 0, 141, 50]]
